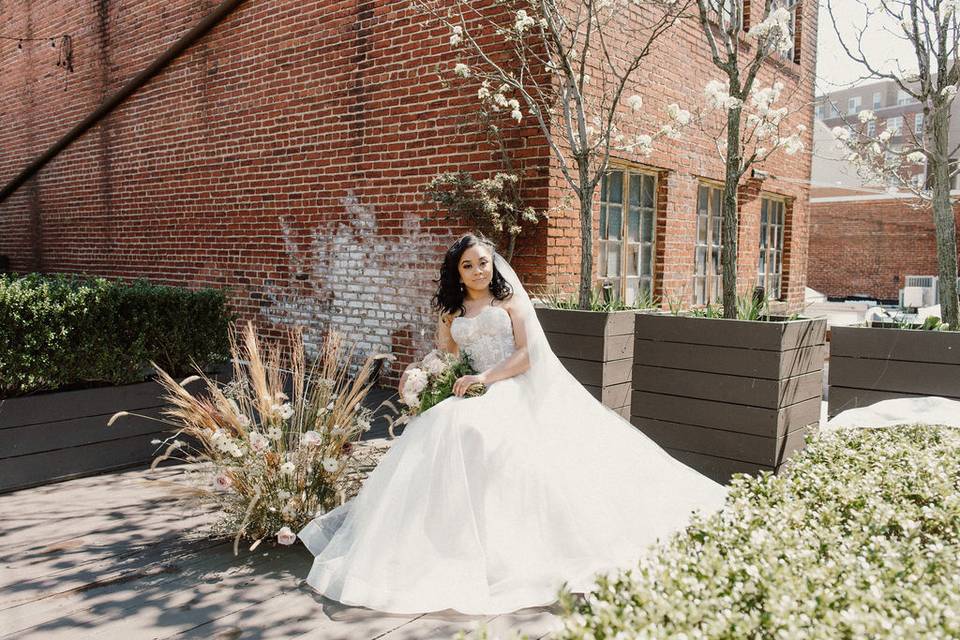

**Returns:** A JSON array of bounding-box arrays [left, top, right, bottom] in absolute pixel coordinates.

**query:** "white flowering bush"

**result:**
[[110, 321, 386, 552], [397, 349, 485, 422], [552, 425, 960, 639]]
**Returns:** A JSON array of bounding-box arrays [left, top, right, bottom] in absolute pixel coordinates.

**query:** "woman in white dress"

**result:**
[[298, 234, 728, 615]]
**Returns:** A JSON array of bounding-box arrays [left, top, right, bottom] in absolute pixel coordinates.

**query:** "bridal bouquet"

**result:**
[[110, 321, 388, 553], [399, 349, 485, 418]]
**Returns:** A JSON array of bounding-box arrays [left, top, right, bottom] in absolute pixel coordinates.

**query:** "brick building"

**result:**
[[0, 0, 818, 379], [810, 80, 960, 302]]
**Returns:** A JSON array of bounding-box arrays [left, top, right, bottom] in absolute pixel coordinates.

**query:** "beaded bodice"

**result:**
[[450, 305, 516, 373]]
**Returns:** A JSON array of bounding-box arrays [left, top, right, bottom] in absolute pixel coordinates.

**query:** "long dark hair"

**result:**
[[432, 234, 512, 317]]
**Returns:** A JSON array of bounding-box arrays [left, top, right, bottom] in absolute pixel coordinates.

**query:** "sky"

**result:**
[[815, 0, 918, 95]]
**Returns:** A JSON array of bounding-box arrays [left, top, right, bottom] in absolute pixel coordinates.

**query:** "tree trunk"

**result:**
[[930, 107, 959, 328], [578, 165, 595, 310], [721, 108, 742, 319]]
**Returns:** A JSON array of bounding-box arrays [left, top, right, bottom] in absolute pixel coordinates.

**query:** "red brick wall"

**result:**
[[808, 196, 960, 301], [0, 0, 817, 380]]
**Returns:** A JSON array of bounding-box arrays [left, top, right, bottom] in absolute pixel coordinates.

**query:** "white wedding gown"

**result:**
[[298, 299, 728, 615]]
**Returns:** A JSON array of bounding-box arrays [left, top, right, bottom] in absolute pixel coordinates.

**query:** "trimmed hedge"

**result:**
[[0, 273, 233, 397], [549, 425, 960, 639]]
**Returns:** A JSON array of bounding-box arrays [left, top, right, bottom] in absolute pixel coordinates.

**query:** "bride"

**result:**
[[298, 233, 728, 615]]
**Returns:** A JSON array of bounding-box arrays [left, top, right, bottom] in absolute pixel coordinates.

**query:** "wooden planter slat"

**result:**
[[582, 381, 632, 409], [830, 326, 960, 364], [635, 314, 824, 351], [0, 407, 166, 459], [536, 307, 635, 336], [631, 364, 822, 409], [663, 448, 777, 483], [544, 332, 633, 361], [632, 315, 826, 482], [1, 432, 168, 493], [828, 327, 960, 418], [538, 308, 637, 414], [635, 417, 808, 467], [0, 379, 165, 429], [634, 340, 825, 380], [631, 391, 821, 438], [831, 356, 960, 398], [557, 357, 632, 387]]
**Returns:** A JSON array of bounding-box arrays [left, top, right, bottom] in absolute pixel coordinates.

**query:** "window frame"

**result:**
[[847, 96, 861, 115], [757, 195, 787, 300], [872, 91, 882, 109], [598, 167, 659, 305], [886, 115, 903, 135], [914, 112, 923, 135], [694, 181, 724, 306]]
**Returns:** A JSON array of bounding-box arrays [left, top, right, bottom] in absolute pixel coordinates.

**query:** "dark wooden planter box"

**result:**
[[828, 325, 960, 418], [536, 307, 636, 418], [0, 366, 229, 494], [631, 314, 827, 483]]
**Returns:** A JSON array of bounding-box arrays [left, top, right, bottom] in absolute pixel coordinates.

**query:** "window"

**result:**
[[886, 116, 903, 135], [847, 96, 861, 115], [897, 89, 912, 106], [599, 169, 657, 304], [713, 0, 744, 29], [771, 0, 798, 63], [757, 197, 786, 299], [866, 121, 876, 137], [694, 183, 723, 305], [915, 113, 923, 135], [815, 104, 825, 120], [872, 91, 882, 109]]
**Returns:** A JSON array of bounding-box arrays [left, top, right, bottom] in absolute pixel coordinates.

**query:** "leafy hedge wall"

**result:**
[[0, 274, 233, 397]]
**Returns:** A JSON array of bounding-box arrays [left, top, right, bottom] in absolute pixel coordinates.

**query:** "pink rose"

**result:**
[[276, 526, 296, 546], [213, 473, 232, 490]]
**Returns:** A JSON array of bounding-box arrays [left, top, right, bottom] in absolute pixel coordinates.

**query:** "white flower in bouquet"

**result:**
[[249, 431, 270, 453], [213, 472, 233, 490], [276, 526, 296, 546], [280, 461, 296, 476], [301, 430, 322, 447], [330, 424, 346, 438], [402, 367, 429, 407], [237, 414, 251, 428], [228, 443, 244, 458], [322, 457, 339, 473], [277, 489, 292, 500], [266, 426, 283, 441], [422, 350, 449, 376]]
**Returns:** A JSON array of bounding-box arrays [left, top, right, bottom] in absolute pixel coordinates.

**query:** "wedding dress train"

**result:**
[[298, 256, 728, 615]]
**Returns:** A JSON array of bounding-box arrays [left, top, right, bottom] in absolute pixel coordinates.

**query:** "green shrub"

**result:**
[[0, 273, 233, 397], [553, 426, 960, 639]]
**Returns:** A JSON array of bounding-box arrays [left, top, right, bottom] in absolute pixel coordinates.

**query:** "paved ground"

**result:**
[[0, 464, 565, 640]]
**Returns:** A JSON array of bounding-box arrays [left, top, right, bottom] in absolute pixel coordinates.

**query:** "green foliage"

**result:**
[[417, 352, 483, 414], [685, 292, 773, 321], [539, 284, 659, 312], [552, 425, 960, 639], [0, 273, 233, 397]]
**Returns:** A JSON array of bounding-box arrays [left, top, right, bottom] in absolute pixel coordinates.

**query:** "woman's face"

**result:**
[[457, 243, 493, 297]]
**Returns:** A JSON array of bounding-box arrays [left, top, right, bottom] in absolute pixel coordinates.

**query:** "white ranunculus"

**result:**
[[266, 426, 283, 441], [322, 457, 339, 473], [405, 368, 428, 396], [280, 461, 296, 476], [276, 526, 296, 546]]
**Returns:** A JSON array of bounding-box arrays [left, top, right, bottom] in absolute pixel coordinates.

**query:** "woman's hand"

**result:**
[[452, 373, 486, 397]]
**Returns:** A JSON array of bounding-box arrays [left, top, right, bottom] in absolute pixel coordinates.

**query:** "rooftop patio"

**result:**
[[0, 463, 564, 639]]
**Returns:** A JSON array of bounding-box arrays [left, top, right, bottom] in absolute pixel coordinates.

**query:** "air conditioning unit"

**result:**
[[900, 275, 938, 308]]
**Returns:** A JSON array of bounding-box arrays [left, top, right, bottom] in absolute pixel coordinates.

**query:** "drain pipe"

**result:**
[[0, 0, 250, 204]]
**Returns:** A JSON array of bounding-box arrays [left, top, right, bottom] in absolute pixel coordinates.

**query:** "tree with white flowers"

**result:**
[[418, 0, 692, 309], [827, 0, 959, 328], [694, 0, 804, 318]]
